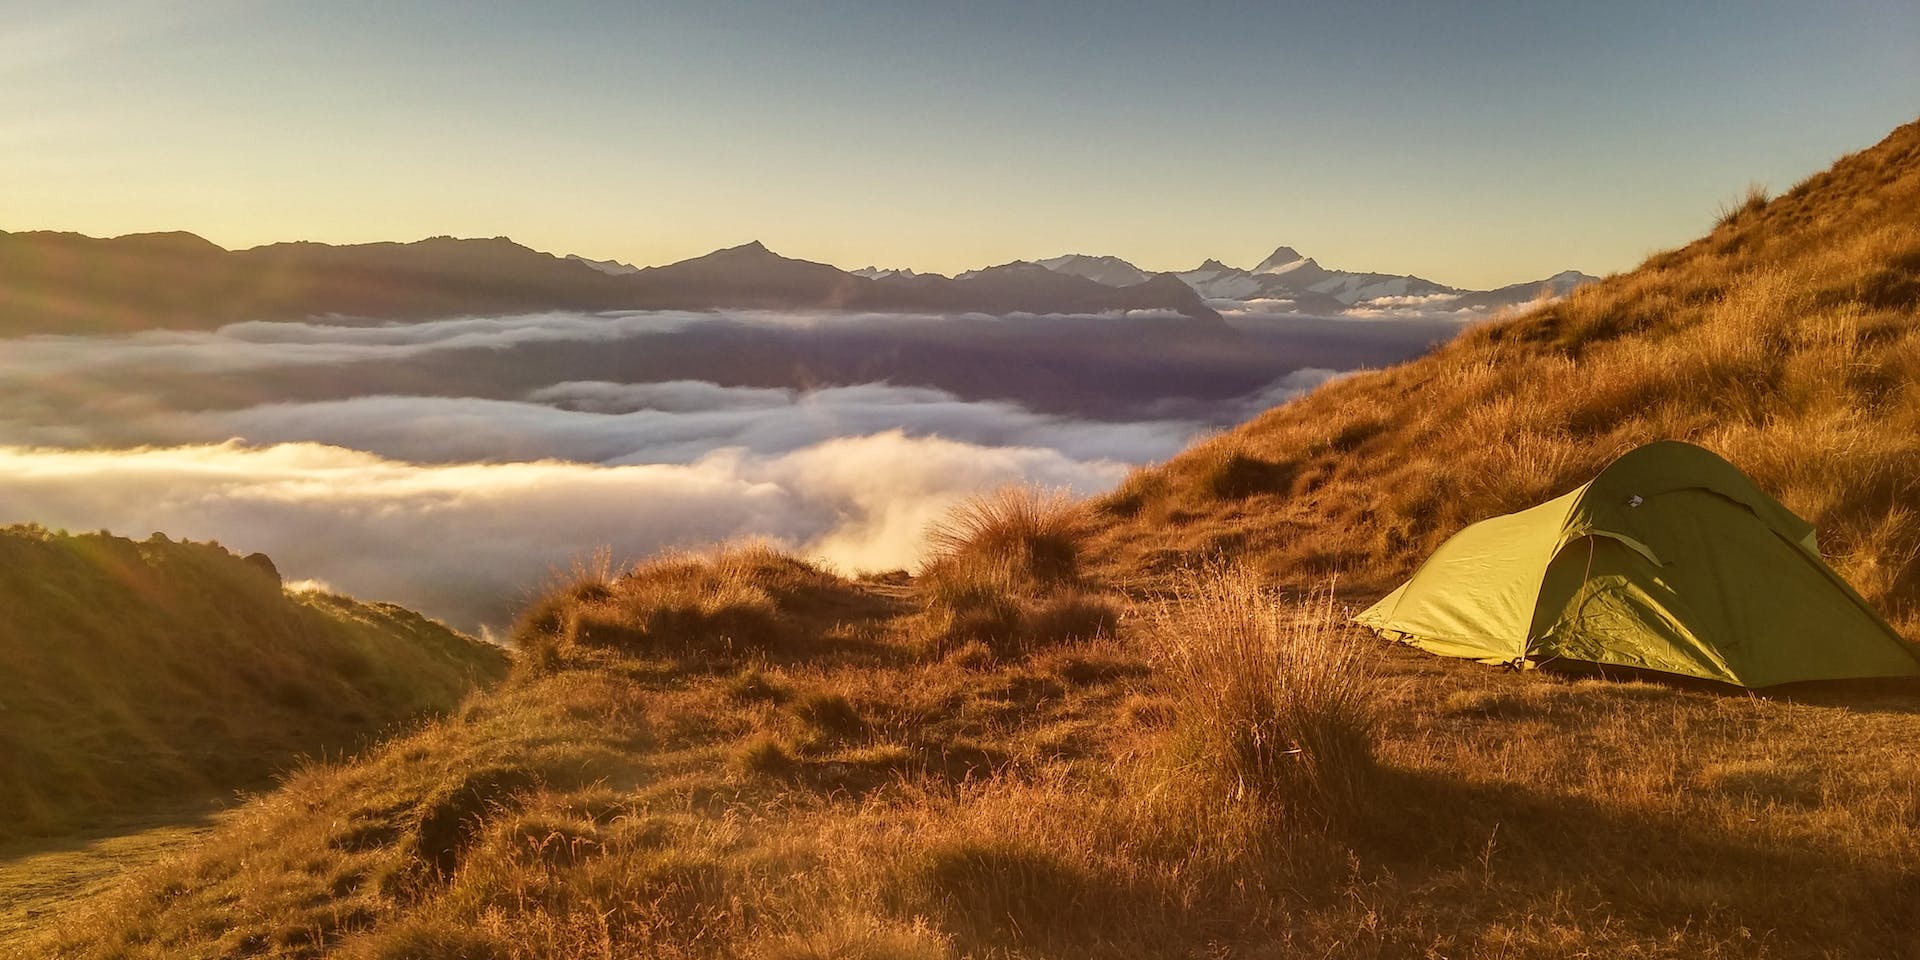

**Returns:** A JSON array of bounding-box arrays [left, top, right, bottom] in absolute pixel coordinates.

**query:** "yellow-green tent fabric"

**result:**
[[1354, 441, 1920, 687]]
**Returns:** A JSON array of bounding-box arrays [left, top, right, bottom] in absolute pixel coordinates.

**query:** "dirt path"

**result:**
[[0, 800, 234, 949]]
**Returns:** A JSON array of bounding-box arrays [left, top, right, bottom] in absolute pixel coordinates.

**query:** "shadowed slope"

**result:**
[[0, 525, 508, 841]]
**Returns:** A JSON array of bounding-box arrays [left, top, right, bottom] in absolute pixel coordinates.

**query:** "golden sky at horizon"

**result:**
[[4, 1, 1916, 288]]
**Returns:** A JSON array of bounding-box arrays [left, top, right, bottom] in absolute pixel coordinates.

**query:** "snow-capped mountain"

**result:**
[[1175, 246, 1458, 306], [1447, 269, 1601, 312], [851, 266, 940, 280], [1035, 245, 1595, 316], [1032, 254, 1151, 287]]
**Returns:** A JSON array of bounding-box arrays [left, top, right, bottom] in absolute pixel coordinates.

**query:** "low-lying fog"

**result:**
[[0, 308, 1462, 632]]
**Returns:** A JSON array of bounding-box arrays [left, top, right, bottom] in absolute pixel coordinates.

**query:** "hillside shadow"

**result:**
[[1539, 660, 1920, 714], [0, 795, 231, 864], [0, 798, 232, 946], [1340, 766, 1920, 953]]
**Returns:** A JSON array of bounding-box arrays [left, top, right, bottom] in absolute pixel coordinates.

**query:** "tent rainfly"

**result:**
[[1354, 441, 1920, 687]]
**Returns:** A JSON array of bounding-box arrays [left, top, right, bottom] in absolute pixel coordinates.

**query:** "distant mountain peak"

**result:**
[[852, 265, 938, 280], [565, 253, 640, 276], [112, 230, 226, 253], [1031, 253, 1151, 287], [1253, 246, 1308, 273]]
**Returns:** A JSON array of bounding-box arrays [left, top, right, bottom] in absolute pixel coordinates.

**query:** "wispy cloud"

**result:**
[[0, 311, 714, 377], [87, 381, 1198, 466]]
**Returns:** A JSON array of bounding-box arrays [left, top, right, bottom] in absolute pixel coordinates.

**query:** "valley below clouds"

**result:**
[[0, 307, 1458, 631]]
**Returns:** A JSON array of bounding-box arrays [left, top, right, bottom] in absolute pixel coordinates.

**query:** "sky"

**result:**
[[2, 0, 1916, 288]]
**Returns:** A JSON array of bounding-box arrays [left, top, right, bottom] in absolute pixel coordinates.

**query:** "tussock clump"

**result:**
[[753, 915, 953, 960], [915, 577, 1027, 658], [913, 488, 1121, 658], [1151, 567, 1379, 817], [407, 766, 544, 881], [514, 543, 866, 668], [905, 839, 1096, 943], [725, 664, 790, 703], [915, 578, 1122, 660], [338, 919, 510, 960], [1714, 181, 1771, 230], [1190, 444, 1295, 500], [1024, 591, 1123, 644], [924, 486, 1087, 590], [793, 691, 865, 738], [1093, 468, 1168, 519], [736, 734, 798, 776]]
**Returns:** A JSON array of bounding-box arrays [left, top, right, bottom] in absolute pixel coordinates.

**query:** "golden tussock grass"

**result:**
[[1150, 567, 1379, 816], [28, 538, 1920, 958], [913, 487, 1122, 659], [22, 121, 1920, 960], [513, 542, 885, 671]]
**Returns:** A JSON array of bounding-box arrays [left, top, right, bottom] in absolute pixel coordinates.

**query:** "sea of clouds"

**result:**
[[0, 311, 1343, 633]]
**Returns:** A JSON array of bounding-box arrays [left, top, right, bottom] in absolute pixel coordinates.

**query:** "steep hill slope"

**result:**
[[1095, 118, 1920, 635], [0, 526, 508, 840]]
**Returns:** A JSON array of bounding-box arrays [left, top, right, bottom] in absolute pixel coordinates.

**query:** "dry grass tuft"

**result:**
[[901, 838, 1097, 945], [337, 919, 510, 960], [514, 543, 872, 669], [1715, 181, 1771, 229], [751, 915, 952, 960], [1188, 441, 1296, 500], [1151, 566, 1379, 815], [914, 488, 1121, 658], [924, 486, 1087, 590]]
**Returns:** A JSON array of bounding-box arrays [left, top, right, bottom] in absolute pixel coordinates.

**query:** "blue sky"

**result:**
[[3, 0, 1915, 286]]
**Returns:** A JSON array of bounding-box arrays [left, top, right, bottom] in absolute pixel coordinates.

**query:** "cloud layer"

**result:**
[[0, 307, 1192, 380], [0, 311, 715, 377], [101, 381, 1198, 467], [0, 434, 1131, 633], [0, 309, 1387, 633]]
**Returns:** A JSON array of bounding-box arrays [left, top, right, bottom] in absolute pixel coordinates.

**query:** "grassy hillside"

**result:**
[[0, 525, 509, 841], [24, 122, 1920, 957], [30, 527, 1920, 958], [1094, 118, 1920, 635]]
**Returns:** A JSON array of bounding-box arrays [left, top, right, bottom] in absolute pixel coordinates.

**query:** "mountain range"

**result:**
[[892, 247, 1598, 316], [0, 232, 1220, 336], [0, 228, 1592, 338]]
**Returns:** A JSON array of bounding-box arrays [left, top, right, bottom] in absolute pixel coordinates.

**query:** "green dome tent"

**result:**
[[1354, 441, 1920, 687]]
